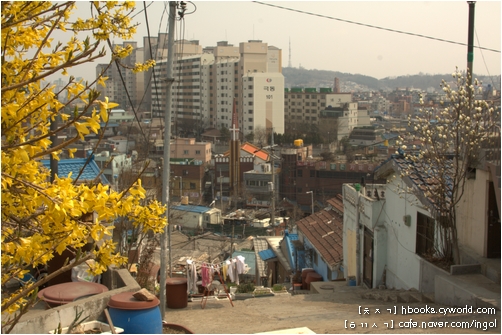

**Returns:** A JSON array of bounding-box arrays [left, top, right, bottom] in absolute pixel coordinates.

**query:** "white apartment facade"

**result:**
[[149, 39, 284, 137], [242, 72, 285, 135]]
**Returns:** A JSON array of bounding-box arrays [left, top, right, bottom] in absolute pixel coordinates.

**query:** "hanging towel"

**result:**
[[201, 263, 210, 287]]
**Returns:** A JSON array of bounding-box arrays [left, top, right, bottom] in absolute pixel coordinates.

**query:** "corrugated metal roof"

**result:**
[[171, 205, 211, 214], [41, 158, 109, 184], [258, 249, 276, 261], [285, 233, 298, 270], [253, 237, 269, 277]]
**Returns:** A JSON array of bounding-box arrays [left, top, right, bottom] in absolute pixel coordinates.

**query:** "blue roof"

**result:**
[[41, 158, 109, 184], [100, 122, 119, 128], [171, 205, 212, 214], [285, 233, 299, 270], [258, 249, 276, 261]]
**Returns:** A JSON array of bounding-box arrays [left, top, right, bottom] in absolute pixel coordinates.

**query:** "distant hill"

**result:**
[[282, 67, 500, 92]]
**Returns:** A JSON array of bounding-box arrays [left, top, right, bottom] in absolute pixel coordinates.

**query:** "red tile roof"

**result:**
[[296, 198, 344, 268], [222, 142, 269, 161]]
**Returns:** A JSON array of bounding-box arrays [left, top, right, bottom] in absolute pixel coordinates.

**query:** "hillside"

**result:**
[[282, 67, 500, 92]]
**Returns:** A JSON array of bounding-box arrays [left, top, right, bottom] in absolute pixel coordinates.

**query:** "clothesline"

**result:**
[[185, 255, 249, 293], [185, 256, 244, 268]]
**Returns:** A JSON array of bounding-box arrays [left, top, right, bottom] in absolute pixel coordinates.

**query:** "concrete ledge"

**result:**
[[434, 273, 500, 310], [450, 264, 481, 275], [10, 268, 140, 334]]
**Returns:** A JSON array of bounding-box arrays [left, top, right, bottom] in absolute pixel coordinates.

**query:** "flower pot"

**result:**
[[162, 323, 194, 334], [49, 321, 123, 334]]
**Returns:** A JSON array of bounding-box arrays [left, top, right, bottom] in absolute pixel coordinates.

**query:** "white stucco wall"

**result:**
[[343, 177, 432, 290], [383, 176, 427, 290], [456, 168, 489, 257]]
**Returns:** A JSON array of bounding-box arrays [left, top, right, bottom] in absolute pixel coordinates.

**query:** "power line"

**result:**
[[252, 1, 501, 54]]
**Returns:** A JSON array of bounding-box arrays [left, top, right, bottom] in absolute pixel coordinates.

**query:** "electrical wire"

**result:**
[[252, 1, 500, 54], [475, 30, 499, 90]]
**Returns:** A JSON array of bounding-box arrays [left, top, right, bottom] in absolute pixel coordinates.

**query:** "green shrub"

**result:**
[[237, 282, 255, 293], [272, 284, 285, 292]]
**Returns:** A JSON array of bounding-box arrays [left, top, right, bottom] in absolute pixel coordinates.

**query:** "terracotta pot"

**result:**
[[163, 323, 194, 334]]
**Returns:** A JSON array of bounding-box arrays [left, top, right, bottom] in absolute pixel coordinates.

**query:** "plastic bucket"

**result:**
[[348, 279, 356, 286], [108, 292, 162, 334]]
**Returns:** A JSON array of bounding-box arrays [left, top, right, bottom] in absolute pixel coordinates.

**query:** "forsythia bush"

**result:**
[[1, 1, 165, 330]]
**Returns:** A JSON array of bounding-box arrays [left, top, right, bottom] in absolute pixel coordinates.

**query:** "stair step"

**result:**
[[423, 292, 435, 303]]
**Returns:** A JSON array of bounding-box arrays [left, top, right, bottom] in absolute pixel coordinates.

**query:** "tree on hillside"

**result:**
[[1, 2, 165, 331], [400, 68, 498, 265]]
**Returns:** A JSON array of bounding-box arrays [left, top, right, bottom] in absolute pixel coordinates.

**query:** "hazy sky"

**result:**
[[68, 1, 501, 82]]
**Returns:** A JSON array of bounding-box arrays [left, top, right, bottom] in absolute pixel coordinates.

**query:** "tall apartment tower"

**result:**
[[95, 42, 142, 111], [142, 33, 169, 113], [149, 39, 284, 138]]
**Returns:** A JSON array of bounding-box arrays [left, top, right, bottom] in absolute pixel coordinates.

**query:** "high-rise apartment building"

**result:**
[[151, 39, 283, 137], [95, 41, 143, 111], [98, 38, 283, 137]]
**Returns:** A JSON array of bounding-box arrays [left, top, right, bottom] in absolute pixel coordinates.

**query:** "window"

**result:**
[[313, 252, 318, 266], [190, 183, 196, 190], [183, 150, 189, 155], [183, 169, 189, 175], [297, 170, 303, 177], [248, 109, 253, 114], [248, 118, 253, 122], [248, 102, 253, 106], [305, 94, 310, 99], [416, 212, 435, 256], [248, 93, 253, 98], [310, 170, 316, 178], [248, 85, 253, 89], [195, 150, 201, 155]]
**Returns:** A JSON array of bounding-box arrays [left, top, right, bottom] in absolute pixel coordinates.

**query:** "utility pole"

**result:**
[[467, 1, 476, 84], [159, 1, 176, 320], [269, 128, 276, 231], [219, 168, 223, 211]]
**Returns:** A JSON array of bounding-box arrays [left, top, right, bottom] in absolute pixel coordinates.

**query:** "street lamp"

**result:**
[[306, 191, 314, 215]]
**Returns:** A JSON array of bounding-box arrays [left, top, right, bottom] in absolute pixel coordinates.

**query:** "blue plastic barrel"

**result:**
[[108, 292, 162, 334], [348, 278, 356, 286]]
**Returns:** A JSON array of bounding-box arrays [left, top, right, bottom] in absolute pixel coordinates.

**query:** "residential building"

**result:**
[[170, 205, 222, 233], [241, 72, 285, 135], [318, 103, 359, 141], [95, 41, 143, 111], [41, 157, 109, 185], [108, 109, 135, 124], [150, 39, 283, 136], [290, 156, 381, 213], [243, 160, 277, 208], [278, 141, 313, 203], [170, 138, 212, 166], [343, 151, 500, 294], [170, 158, 206, 204], [296, 196, 344, 281], [284, 90, 353, 134], [93, 151, 132, 191]]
